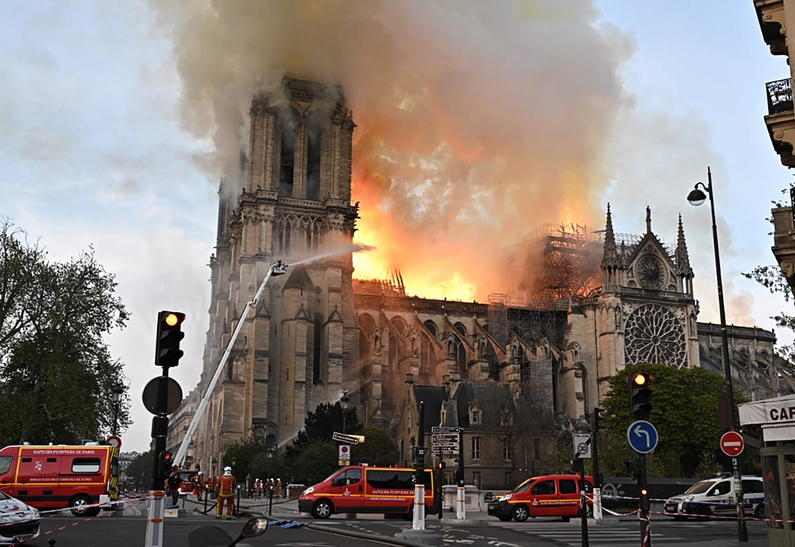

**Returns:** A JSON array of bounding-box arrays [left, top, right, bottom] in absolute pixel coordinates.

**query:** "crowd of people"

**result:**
[[162, 466, 288, 506]]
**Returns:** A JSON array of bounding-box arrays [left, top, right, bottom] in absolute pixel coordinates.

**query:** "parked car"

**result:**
[[487, 474, 594, 522], [0, 490, 40, 545], [298, 465, 437, 519], [663, 474, 764, 520]]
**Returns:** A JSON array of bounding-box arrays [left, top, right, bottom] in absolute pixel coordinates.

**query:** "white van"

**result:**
[[663, 474, 764, 520]]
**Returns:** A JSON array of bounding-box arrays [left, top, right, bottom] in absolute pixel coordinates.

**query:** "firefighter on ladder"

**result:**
[[216, 466, 237, 519]]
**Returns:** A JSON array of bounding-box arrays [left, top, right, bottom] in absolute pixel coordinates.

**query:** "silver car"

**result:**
[[0, 490, 40, 545]]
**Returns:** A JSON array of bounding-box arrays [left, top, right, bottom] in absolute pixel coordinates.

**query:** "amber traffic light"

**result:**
[[629, 372, 652, 420], [155, 310, 186, 367]]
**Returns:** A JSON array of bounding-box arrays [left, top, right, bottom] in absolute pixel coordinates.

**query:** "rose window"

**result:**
[[624, 304, 687, 368]]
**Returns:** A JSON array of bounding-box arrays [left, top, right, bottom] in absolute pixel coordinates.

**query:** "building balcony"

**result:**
[[771, 204, 795, 294], [765, 78, 795, 166], [755, 0, 787, 55]]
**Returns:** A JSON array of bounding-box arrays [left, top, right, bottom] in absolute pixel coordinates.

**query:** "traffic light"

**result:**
[[157, 450, 173, 484], [639, 485, 650, 513], [629, 372, 652, 419], [592, 407, 605, 433], [155, 311, 186, 367], [436, 460, 446, 470]]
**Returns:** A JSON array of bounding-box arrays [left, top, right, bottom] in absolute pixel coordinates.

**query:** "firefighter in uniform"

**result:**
[[216, 466, 237, 519]]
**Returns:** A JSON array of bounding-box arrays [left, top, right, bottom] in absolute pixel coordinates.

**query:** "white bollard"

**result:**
[[594, 487, 603, 520], [144, 490, 165, 547], [412, 484, 426, 530], [456, 484, 466, 519]]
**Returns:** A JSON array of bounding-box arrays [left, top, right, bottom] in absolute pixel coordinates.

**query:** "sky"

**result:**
[[0, 0, 792, 454]]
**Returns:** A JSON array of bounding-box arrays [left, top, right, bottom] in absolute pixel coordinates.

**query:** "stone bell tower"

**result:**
[[193, 77, 359, 470]]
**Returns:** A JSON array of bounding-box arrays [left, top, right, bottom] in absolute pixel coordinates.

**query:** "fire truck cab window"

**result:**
[[72, 458, 101, 474], [0, 456, 11, 474]]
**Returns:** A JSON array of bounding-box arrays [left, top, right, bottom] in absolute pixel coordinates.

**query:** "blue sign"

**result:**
[[627, 420, 659, 454]]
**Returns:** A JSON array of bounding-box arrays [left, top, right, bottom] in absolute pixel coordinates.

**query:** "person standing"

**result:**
[[166, 467, 181, 507], [216, 466, 237, 519]]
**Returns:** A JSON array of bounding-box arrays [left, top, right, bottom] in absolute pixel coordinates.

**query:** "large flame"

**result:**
[[152, 0, 632, 302]]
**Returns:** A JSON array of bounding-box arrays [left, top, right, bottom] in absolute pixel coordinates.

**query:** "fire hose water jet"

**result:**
[[174, 244, 374, 467]]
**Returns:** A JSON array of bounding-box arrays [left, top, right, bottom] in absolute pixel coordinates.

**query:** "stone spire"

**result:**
[[645, 206, 652, 234], [675, 214, 694, 278], [601, 204, 621, 270]]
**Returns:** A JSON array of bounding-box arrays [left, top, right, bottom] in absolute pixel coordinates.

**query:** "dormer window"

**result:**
[[472, 410, 480, 425]]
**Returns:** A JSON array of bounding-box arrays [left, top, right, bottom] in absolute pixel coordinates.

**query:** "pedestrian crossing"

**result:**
[[506, 524, 685, 545]]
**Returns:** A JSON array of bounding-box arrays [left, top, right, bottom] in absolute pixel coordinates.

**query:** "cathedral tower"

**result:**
[[193, 78, 359, 470]]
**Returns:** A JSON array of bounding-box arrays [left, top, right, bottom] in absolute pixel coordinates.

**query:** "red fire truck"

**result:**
[[0, 444, 120, 516]]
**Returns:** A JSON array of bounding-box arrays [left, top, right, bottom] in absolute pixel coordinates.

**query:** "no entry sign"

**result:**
[[720, 431, 745, 457]]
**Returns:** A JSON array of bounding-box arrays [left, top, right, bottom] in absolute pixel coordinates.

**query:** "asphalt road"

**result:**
[[20, 498, 769, 547]]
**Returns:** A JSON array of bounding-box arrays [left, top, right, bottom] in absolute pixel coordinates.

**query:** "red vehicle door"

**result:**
[[557, 478, 583, 517], [527, 477, 558, 517], [327, 467, 363, 512], [58, 450, 104, 507], [0, 449, 16, 497], [15, 450, 60, 508]]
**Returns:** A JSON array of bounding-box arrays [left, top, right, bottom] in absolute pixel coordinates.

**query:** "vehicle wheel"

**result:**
[[498, 516, 512, 522], [695, 506, 711, 521], [312, 499, 333, 519], [561, 516, 571, 522], [402, 504, 414, 521], [754, 503, 765, 520], [70, 494, 99, 517], [673, 515, 688, 521], [512, 504, 529, 522]]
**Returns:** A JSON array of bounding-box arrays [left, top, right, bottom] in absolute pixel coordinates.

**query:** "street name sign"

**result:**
[[720, 431, 745, 457], [432, 433, 459, 445], [332, 432, 364, 444], [627, 420, 659, 454], [432, 426, 462, 433]]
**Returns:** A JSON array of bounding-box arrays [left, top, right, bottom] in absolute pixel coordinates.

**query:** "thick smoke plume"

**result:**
[[151, 0, 632, 301]]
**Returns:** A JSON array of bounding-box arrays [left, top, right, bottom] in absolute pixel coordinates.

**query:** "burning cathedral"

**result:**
[[173, 77, 788, 488]]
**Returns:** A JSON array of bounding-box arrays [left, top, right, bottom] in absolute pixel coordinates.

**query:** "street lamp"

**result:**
[[266, 445, 275, 515], [687, 167, 747, 542], [111, 384, 124, 436], [340, 390, 351, 434]]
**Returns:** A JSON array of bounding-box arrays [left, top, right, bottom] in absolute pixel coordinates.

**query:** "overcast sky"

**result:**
[[1, 1, 791, 454]]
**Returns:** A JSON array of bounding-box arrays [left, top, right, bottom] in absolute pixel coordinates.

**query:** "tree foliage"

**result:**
[[350, 427, 399, 467], [125, 450, 154, 491], [598, 363, 757, 478], [284, 401, 360, 460], [0, 219, 130, 445]]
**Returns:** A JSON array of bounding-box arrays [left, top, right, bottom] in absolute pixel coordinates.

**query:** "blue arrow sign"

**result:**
[[627, 420, 659, 454]]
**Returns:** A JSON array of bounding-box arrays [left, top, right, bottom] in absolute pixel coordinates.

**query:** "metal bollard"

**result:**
[[204, 488, 208, 514], [269, 486, 274, 516], [236, 485, 240, 517], [456, 482, 466, 520]]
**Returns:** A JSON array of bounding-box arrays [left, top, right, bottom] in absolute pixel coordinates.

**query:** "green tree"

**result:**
[[287, 441, 338, 486], [0, 220, 130, 445], [284, 401, 361, 460], [125, 450, 154, 491], [350, 427, 399, 466], [599, 363, 754, 478]]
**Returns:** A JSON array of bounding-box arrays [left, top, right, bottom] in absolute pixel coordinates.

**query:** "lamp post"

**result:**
[[111, 384, 124, 436], [687, 167, 747, 542], [340, 390, 351, 434], [266, 445, 275, 516]]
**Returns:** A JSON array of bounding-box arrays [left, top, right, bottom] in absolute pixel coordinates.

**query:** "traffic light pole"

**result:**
[[145, 366, 170, 547], [638, 453, 650, 547]]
